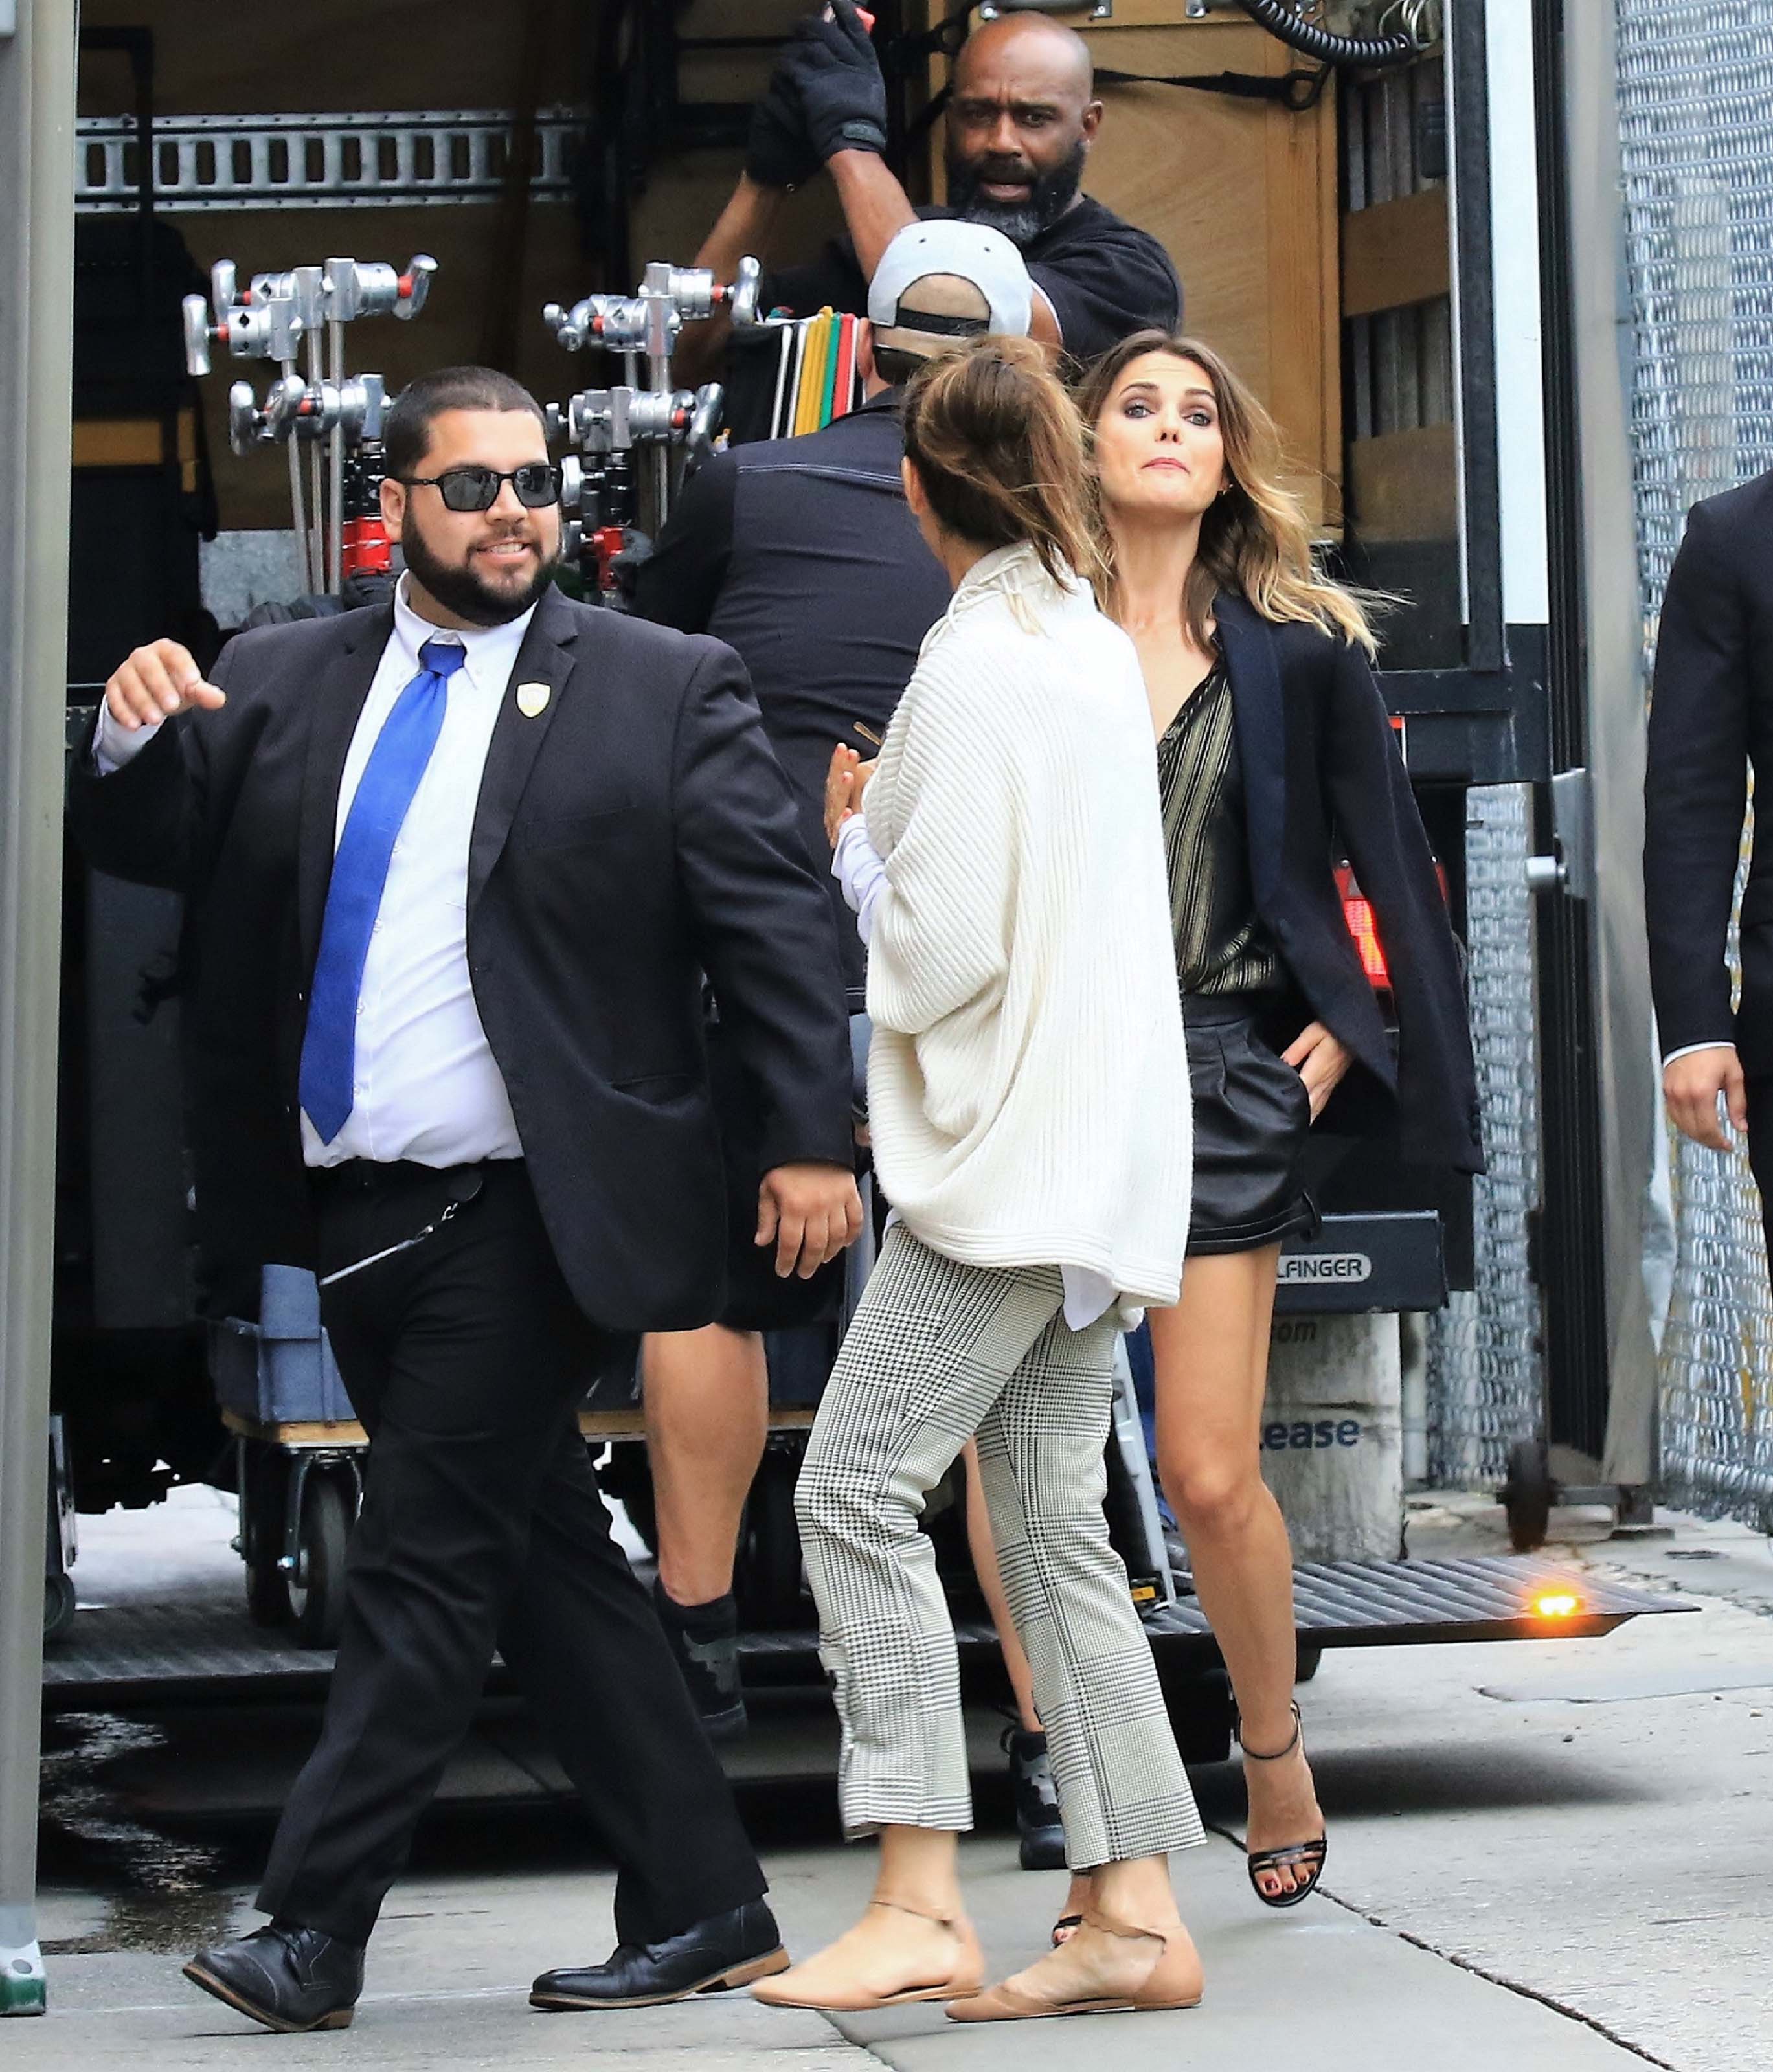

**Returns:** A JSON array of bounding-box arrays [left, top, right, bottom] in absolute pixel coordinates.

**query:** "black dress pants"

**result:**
[[256, 1158, 766, 1948], [1746, 1078, 1773, 1265]]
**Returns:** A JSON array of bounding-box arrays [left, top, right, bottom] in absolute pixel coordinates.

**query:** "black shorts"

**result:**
[[708, 1018, 848, 1333], [1182, 993, 1318, 1257]]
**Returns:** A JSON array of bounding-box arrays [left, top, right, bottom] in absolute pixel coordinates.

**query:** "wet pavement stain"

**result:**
[[38, 1712, 243, 1955]]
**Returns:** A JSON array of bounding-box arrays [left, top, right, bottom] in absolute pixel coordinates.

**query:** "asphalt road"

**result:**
[[16, 1485, 1773, 2070]]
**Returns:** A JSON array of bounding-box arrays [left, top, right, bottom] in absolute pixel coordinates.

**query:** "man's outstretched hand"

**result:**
[[104, 639, 225, 731], [758, 1161, 864, 1278]]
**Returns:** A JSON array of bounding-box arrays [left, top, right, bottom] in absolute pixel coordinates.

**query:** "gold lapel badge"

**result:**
[[515, 681, 551, 719]]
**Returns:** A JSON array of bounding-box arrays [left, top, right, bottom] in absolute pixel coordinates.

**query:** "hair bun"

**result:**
[[901, 337, 1098, 585]]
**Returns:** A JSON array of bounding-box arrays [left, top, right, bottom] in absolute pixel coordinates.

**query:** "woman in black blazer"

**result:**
[[1046, 332, 1481, 1928]]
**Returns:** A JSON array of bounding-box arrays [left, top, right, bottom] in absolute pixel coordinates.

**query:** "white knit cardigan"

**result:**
[[861, 541, 1193, 1309]]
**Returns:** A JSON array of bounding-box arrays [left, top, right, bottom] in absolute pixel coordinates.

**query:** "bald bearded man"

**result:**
[[678, 3, 1179, 381]]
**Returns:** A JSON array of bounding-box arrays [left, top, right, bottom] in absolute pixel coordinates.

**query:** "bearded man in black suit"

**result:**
[[69, 366, 861, 2034]]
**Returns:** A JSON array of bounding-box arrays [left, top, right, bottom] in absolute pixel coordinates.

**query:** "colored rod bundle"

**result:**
[[767, 308, 864, 442]]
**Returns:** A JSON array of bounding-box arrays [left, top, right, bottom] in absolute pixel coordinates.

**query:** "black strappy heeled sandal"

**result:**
[[1237, 1700, 1327, 1909]]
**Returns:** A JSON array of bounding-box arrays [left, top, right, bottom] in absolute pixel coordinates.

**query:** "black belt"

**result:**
[[308, 1157, 501, 1200], [1182, 989, 1285, 1027], [310, 1161, 494, 1287]]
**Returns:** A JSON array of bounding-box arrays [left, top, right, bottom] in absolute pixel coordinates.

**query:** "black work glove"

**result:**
[[745, 68, 822, 190], [782, 1, 888, 162]]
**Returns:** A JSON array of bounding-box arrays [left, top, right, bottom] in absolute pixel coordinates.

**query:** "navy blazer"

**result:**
[[1215, 591, 1484, 1175], [1645, 471, 1773, 1073], [65, 587, 857, 1329]]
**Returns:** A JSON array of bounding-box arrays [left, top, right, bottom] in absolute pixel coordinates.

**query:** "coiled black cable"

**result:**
[[1234, 1, 1419, 69]]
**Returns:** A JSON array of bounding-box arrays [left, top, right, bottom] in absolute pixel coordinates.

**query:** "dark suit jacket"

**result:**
[[66, 587, 856, 1331], [1645, 472, 1773, 1072], [1216, 591, 1484, 1174]]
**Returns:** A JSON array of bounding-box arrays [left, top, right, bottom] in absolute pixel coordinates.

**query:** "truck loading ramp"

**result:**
[[41, 1555, 1689, 1712]]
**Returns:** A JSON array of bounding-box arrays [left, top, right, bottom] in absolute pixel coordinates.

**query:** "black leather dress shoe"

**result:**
[[530, 1898, 789, 2010], [184, 1920, 365, 2033]]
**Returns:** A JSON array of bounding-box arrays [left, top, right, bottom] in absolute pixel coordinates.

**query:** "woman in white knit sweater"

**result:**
[[753, 339, 1206, 2023]]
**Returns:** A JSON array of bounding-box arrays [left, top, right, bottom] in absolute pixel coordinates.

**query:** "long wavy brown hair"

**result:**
[[1076, 330, 1379, 657]]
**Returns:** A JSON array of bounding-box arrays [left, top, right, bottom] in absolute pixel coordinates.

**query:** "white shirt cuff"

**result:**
[[831, 813, 886, 946], [1663, 1042, 1737, 1067], [92, 701, 164, 775]]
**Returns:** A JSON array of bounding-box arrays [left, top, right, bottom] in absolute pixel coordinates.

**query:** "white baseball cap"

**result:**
[[866, 220, 1033, 357]]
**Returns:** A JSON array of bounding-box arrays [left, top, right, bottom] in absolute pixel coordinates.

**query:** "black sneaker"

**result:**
[[1005, 1726, 1067, 1871], [653, 1580, 747, 1740]]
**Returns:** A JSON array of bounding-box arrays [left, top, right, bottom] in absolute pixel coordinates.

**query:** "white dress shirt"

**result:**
[[1663, 1042, 1737, 1067], [96, 577, 537, 1169]]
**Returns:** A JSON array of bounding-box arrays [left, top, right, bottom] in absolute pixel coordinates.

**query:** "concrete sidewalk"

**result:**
[[19, 1483, 1772, 2069], [18, 1821, 1656, 2072]]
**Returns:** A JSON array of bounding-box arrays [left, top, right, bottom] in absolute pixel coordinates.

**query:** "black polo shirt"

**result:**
[[758, 195, 1182, 366], [630, 390, 951, 998]]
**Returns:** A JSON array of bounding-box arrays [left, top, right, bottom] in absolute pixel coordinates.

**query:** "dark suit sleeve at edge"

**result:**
[[1324, 635, 1484, 1173], [670, 640, 855, 1174], [1644, 501, 1750, 1056]]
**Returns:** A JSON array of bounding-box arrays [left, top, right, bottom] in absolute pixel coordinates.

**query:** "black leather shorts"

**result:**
[[1182, 994, 1318, 1257]]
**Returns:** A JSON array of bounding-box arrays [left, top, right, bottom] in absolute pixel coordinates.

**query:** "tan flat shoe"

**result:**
[[947, 1909, 1203, 2023], [751, 1898, 984, 2013]]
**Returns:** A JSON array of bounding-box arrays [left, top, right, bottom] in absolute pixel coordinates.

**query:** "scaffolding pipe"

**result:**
[[0, 0, 77, 2020]]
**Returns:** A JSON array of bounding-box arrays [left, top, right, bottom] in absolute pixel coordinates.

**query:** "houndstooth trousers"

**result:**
[[796, 1226, 1205, 1869]]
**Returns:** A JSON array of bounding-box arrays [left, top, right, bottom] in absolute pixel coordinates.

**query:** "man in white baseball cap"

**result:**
[[866, 220, 1033, 363], [627, 218, 1066, 1880]]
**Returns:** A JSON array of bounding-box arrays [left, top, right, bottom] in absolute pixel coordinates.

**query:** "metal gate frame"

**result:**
[[0, 0, 76, 2021]]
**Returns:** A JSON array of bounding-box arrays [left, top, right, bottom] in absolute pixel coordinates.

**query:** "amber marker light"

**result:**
[[1533, 1592, 1581, 1619]]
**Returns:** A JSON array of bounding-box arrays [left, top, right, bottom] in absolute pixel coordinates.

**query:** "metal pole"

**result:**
[[282, 361, 314, 596], [0, 0, 77, 2020], [305, 326, 325, 591], [327, 319, 344, 597], [1559, 0, 1660, 1491]]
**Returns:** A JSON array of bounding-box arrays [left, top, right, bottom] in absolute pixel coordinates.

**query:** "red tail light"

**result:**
[[1332, 859, 1451, 991], [1342, 888, 1391, 986]]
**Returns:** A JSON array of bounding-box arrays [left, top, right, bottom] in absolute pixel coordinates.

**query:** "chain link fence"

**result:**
[[1617, 0, 1773, 1526], [1426, 785, 1544, 1485]]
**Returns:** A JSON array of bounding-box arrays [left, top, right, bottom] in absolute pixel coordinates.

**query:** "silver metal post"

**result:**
[[282, 359, 313, 594], [642, 266, 672, 535], [327, 319, 344, 596], [305, 327, 325, 591], [0, 0, 77, 2018]]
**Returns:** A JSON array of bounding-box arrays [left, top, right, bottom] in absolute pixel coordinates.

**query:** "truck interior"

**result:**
[[49, 1, 1672, 1725]]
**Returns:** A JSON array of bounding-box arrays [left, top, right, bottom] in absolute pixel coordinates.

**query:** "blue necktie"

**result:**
[[299, 636, 467, 1145]]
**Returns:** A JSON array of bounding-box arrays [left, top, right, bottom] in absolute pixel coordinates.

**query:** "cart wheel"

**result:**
[[1157, 1658, 1234, 1766], [736, 1452, 806, 1628], [242, 1443, 294, 1629], [43, 1572, 76, 1646], [288, 1474, 353, 1650], [1295, 1642, 1322, 1684], [1502, 1437, 1555, 1553]]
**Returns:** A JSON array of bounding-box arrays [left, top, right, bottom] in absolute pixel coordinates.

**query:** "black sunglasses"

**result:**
[[401, 463, 562, 513]]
